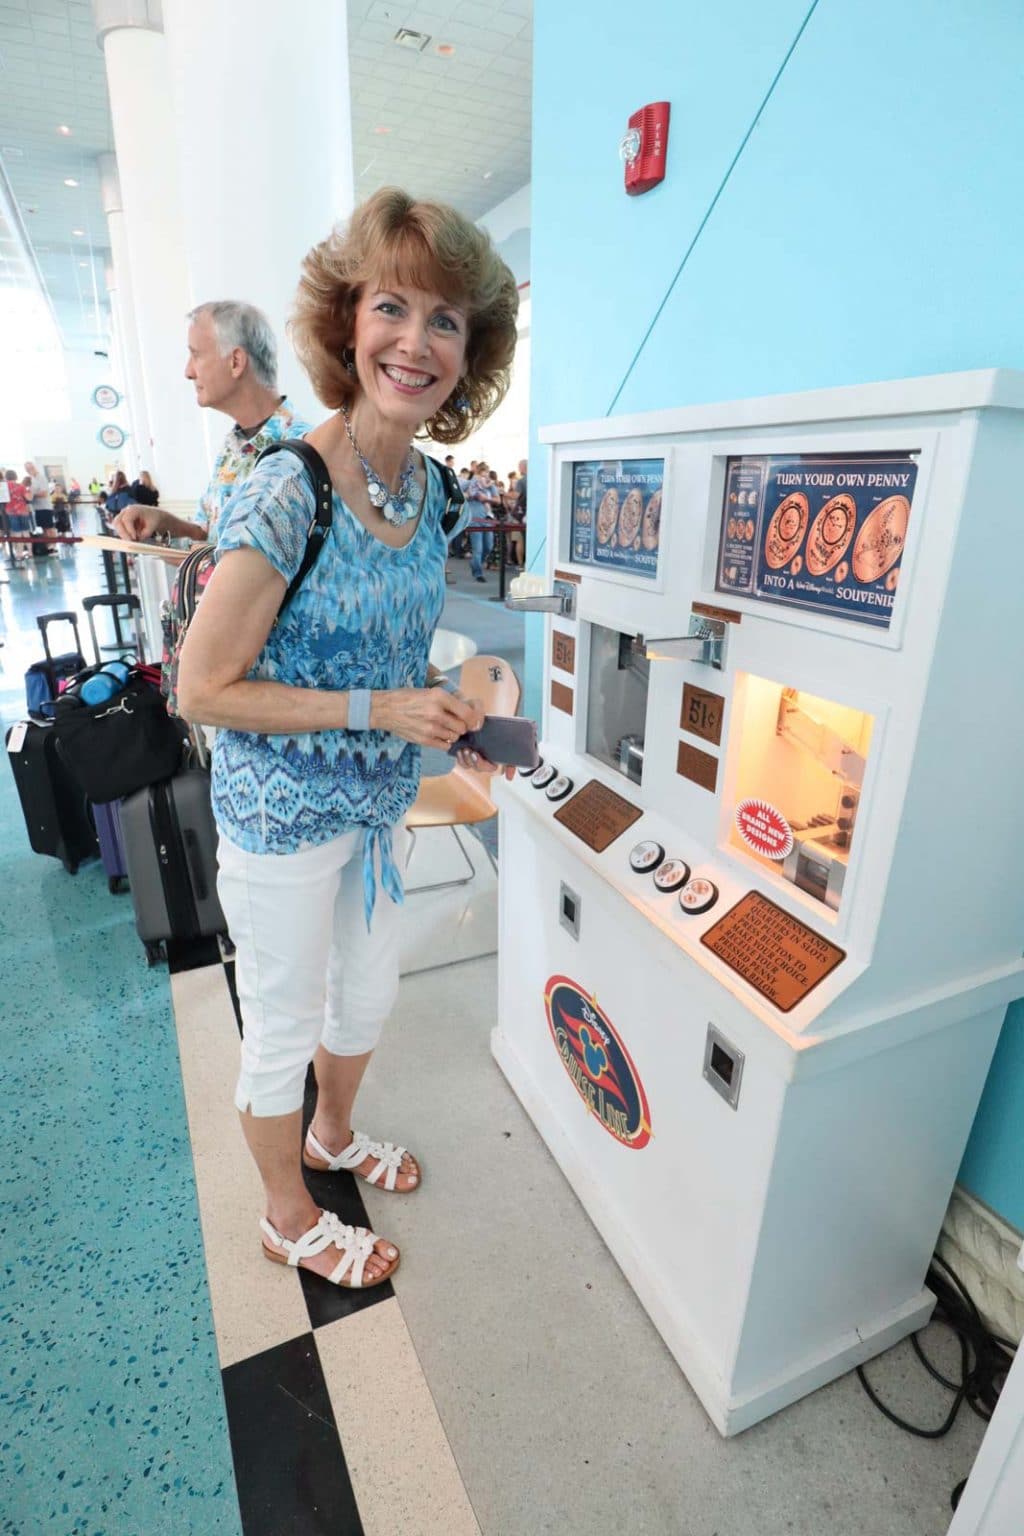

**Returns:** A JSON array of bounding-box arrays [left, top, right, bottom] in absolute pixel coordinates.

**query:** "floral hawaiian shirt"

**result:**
[[195, 396, 310, 542]]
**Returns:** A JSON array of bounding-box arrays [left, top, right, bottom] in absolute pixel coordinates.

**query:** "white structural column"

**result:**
[[98, 153, 152, 476], [162, 0, 354, 424], [94, 0, 211, 654], [93, 0, 210, 507]]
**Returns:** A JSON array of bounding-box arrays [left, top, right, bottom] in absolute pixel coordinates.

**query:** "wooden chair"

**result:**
[[405, 653, 521, 893]]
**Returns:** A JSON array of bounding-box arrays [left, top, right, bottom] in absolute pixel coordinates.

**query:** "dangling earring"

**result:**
[[343, 347, 356, 376]]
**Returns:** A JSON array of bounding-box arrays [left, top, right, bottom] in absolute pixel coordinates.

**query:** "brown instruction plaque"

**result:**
[[552, 631, 576, 675], [681, 683, 724, 746], [554, 779, 643, 853], [550, 680, 574, 716], [701, 891, 845, 1013], [676, 741, 719, 793]]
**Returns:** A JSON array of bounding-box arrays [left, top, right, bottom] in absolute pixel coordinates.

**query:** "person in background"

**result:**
[[25, 461, 57, 554], [466, 459, 498, 581], [112, 301, 309, 546], [51, 480, 71, 535], [130, 470, 160, 507], [88, 477, 102, 498], [105, 471, 134, 517], [68, 477, 81, 505], [3, 471, 32, 563], [176, 186, 518, 1293], [502, 474, 525, 568]]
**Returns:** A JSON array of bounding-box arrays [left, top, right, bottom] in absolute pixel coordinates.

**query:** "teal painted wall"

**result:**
[[528, 0, 1024, 1227]]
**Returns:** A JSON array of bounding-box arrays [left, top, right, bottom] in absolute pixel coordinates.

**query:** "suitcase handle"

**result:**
[[36, 612, 82, 665], [82, 594, 141, 613]]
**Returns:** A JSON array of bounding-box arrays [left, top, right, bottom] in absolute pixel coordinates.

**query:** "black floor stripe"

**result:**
[[167, 933, 224, 973], [299, 1068, 395, 1329], [222, 1332, 364, 1536]]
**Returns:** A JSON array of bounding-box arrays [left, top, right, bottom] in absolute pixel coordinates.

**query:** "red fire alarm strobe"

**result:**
[[620, 101, 670, 195]]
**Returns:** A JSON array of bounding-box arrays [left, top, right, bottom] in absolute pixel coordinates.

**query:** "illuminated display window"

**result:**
[[728, 675, 874, 913]]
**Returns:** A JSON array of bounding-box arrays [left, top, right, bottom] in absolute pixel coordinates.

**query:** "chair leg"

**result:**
[[405, 824, 484, 895]]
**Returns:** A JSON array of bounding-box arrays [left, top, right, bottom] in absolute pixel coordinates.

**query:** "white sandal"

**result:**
[[303, 1128, 421, 1192], [260, 1209, 399, 1289]]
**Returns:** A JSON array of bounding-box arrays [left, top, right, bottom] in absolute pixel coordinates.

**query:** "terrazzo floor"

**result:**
[[0, 542, 990, 1535]]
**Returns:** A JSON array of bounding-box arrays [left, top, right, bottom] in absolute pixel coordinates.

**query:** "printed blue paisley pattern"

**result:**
[[212, 451, 465, 925]]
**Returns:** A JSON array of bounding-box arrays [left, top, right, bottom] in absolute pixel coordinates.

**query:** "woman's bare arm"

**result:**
[[176, 546, 481, 746]]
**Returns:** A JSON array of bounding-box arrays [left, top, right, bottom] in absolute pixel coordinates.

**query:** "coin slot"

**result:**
[[702, 1024, 744, 1110], [559, 882, 581, 941]]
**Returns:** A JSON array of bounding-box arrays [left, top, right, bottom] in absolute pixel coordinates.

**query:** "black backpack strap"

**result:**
[[256, 439, 334, 617], [423, 457, 465, 537]]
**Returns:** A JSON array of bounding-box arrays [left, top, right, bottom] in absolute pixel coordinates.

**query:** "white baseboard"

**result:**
[[939, 1185, 1024, 1346]]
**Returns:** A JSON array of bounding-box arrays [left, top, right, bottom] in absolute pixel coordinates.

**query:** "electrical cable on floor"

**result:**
[[855, 1250, 1017, 1510]]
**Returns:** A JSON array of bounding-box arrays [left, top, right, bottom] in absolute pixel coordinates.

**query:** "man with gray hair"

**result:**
[[112, 300, 310, 545]]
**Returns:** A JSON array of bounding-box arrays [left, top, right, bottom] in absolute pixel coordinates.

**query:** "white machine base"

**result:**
[[492, 1025, 936, 1435], [399, 826, 497, 976]]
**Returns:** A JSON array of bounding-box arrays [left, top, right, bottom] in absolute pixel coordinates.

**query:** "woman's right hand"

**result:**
[[372, 687, 484, 750], [112, 504, 164, 542]]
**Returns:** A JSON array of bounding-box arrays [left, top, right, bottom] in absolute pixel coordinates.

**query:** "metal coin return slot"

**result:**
[[559, 882, 581, 941], [703, 1025, 744, 1110]]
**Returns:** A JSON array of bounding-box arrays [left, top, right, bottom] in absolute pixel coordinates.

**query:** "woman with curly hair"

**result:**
[[177, 189, 518, 1290]]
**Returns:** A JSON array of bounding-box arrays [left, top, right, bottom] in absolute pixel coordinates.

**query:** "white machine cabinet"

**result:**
[[492, 370, 1024, 1435]]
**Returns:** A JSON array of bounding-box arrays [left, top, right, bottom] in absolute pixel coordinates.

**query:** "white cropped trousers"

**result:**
[[216, 826, 407, 1117]]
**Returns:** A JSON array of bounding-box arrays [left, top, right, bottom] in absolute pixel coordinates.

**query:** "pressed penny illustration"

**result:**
[[805, 492, 857, 576], [852, 494, 910, 583], [764, 492, 808, 569]]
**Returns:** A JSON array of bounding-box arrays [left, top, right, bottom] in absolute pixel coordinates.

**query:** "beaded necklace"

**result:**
[[341, 405, 423, 527]]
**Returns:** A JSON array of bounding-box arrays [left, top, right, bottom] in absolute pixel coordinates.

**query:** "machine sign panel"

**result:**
[[701, 892, 845, 1012], [717, 453, 919, 630], [544, 976, 652, 1148], [571, 458, 664, 579]]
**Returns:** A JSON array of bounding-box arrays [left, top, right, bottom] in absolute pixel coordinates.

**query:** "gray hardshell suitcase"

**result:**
[[119, 763, 227, 965]]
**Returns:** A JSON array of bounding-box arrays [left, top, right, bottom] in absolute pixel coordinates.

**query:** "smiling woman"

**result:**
[[175, 187, 518, 1296]]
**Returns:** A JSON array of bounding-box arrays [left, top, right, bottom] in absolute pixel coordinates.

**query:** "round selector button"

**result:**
[[653, 858, 691, 893], [531, 763, 557, 789], [518, 760, 540, 778], [545, 775, 574, 802], [629, 839, 665, 874], [679, 877, 719, 915]]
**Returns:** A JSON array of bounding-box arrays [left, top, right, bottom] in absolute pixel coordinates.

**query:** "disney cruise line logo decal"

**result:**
[[544, 976, 652, 1149]]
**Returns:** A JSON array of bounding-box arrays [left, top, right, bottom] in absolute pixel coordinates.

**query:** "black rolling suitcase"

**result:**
[[119, 755, 227, 965], [5, 717, 99, 874]]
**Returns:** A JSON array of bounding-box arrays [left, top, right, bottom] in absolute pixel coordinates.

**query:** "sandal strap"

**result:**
[[260, 1211, 379, 1287], [306, 1128, 409, 1191]]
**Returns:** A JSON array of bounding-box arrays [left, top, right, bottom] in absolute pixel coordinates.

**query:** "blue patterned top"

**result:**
[[211, 450, 464, 925]]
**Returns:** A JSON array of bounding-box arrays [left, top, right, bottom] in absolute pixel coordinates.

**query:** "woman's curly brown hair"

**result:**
[[291, 188, 519, 445]]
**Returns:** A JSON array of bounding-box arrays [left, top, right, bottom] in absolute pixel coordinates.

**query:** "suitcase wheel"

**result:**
[[108, 875, 127, 895], [144, 941, 165, 967]]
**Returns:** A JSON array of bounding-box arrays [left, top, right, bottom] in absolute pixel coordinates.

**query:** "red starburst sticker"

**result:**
[[735, 798, 794, 860]]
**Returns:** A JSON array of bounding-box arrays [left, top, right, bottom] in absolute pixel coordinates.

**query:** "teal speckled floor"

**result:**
[[0, 552, 240, 1535]]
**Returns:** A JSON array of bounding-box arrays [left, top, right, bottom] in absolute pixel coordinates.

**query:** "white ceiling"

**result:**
[[0, 0, 531, 359]]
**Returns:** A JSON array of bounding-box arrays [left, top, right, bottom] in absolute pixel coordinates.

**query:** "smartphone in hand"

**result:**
[[448, 715, 539, 768]]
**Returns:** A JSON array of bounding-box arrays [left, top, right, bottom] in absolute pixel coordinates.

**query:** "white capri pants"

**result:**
[[216, 826, 408, 1117]]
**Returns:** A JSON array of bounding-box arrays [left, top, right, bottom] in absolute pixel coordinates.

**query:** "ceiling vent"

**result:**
[[394, 27, 431, 51]]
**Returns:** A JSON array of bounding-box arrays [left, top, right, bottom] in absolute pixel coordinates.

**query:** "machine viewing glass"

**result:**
[[585, 623, 649, 785], [716, 451, 919, 630], [727, 675, 874, 912]]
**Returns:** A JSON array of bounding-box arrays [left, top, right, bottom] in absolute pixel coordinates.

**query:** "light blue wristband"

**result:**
[[348, 688, 372, 731]]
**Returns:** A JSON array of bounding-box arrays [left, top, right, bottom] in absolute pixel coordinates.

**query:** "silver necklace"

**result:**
[[341, 405, 423, 527]]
